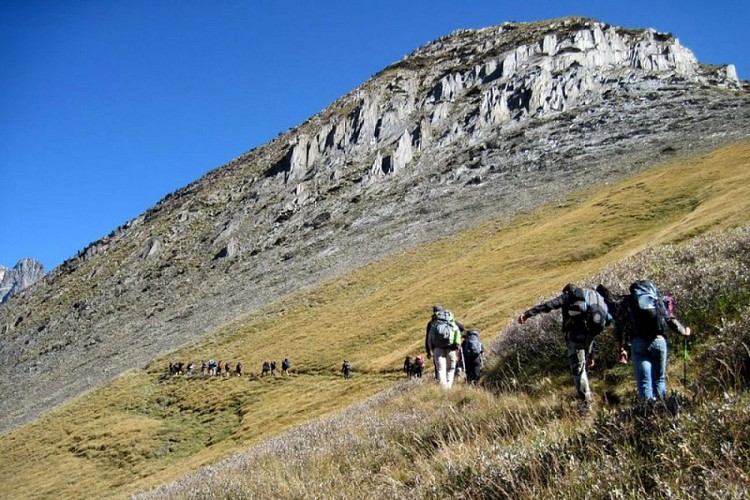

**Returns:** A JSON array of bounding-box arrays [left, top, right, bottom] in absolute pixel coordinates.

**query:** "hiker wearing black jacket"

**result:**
[[461, 330, 484, 385], [518, 284, 609, 405]]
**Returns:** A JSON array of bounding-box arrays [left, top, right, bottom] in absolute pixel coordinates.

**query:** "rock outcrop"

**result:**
[[0, 258, 45, 304], [0, 17, 748, 433]]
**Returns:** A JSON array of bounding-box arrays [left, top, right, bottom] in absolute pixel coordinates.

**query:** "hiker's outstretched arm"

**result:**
[[525, 294, 565, 318]]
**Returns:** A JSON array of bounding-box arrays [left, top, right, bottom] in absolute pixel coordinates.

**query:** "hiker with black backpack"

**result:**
[[461, 330, 484, 385], [614, 280, 691, 401], [518, 284, 611, 407], [426, 305, 464, 389]]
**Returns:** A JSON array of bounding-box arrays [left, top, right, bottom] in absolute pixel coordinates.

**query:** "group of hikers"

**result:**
[[517, 279, 691, 408], [168, 357, 357, 379], [402, 355, 425, 378], [168, 358, 291, 378], [424, 305, 485, 389], [427, 279, 691, 410], [171, 278, 687, 407], [261, 359, 292, 377]]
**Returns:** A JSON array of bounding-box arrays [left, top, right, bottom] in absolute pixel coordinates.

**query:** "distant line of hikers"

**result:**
[[169, 358, 357, 379], [427, 278, 691, 410], [168, 358, 292, 378]]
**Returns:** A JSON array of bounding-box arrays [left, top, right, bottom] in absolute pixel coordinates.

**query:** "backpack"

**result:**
[[415, 356, 424, 368], [429, 310, 458, 349], [567, 287, 610, 334], [463, 331, 483, 356], [663, 295, 676, 319], [629, 280, 669, 337]]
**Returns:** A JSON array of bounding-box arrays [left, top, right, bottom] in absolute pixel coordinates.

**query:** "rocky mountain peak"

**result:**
[[0, 17, 748, 433], [0, 258, 45, 304]]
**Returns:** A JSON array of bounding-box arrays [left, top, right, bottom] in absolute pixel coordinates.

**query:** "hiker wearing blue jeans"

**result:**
[[630, 336, 668, 400], [615, 280, 691, 401]]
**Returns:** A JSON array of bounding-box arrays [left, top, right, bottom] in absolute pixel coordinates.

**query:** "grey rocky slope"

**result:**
[[0, 258, 45, 304], [1, 17, 748, 433]]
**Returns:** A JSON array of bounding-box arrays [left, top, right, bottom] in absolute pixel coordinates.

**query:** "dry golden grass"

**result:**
[[1, 140, 749, 499]]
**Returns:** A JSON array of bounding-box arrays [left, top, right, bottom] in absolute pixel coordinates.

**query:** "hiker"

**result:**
[[342, 360, 351, 379], [461, 330, 484, 385], [281, 358, 291, 375], [414, 355, 424, 378], [186, 361, 195, 376], [614, 280, 691, 401], [403, 356, 415, 378], [235, 362, 243, 377], [224, 362, 232, 377], [208, 359, 217, 376], [270, 360, 278, 377], [518, 284, 611, 405], [261, 361, 271, 376], [425, 304, 465, 380], [200, 360, 207, 376], [426, 305, 463, 389]]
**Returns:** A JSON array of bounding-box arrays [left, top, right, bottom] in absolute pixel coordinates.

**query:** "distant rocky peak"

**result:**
[[0, 258, 45, 304], [257, 18, 739, 190]]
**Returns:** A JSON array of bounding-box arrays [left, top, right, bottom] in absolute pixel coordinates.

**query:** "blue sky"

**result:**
[[1, 0, 748, 272]]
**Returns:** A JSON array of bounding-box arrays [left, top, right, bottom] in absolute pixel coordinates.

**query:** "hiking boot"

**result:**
[[578, 399, 593, 416]]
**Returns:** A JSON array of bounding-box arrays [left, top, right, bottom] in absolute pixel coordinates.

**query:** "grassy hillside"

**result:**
[[1, 141, 749, 499], [138, 223, 750, 499]]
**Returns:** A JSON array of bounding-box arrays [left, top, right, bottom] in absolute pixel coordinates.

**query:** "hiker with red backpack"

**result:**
[[614, 280, 691, 401], [414, 355, 424, 378], [518, 284, 611, 407]]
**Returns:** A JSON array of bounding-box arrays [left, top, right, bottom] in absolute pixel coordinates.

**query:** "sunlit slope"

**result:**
[[1, 140, 749, 499]]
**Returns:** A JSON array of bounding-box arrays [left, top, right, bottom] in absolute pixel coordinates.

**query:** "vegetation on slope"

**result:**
[[139, 225, 750, 499], [0, 141, 749, 499]]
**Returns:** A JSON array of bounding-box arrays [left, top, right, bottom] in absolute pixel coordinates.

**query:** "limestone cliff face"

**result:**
[[270, 19, 733, 187], [0, 17, 748, 433], [0, 258, 45, 304]]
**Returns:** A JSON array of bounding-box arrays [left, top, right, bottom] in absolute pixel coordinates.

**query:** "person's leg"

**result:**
[[434, 347, 448, 387], [567, 341, 591, 401], [631, 337, 653, 400], [465, 354, 478, 383], [445, 350, 458, 388], [650, 336, 668, 399]]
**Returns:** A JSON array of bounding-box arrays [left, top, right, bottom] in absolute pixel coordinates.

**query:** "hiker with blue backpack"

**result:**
[[614, 280, 691, 401], [461, 330, 484, 384], [426, 305, 464, 389], [518, 284, 611, 406]]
